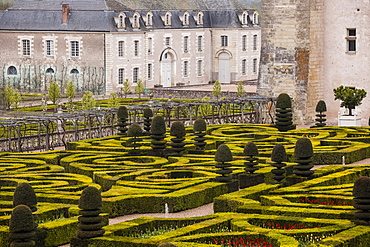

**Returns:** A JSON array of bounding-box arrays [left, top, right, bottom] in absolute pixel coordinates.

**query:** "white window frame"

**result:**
[[147, 63, 152, 80], [221, 35, 228, 47], [242, 59, 246, 75], [183, 61, 189, 77], [134, 40, 139, 57], [70, 41, 79, 57], [46, 40, 54, 56], [118, 68, 124, 84], [165, 37, 171, 46], [118, 41, 124, 57], [242, 35, 246, 51], [183, 36, 189, 52], [253, 35, 258, 51], [133, 67, 139, 83], [22, 39, 30, 56], [197, 60, 202, 76], [197, 35, 202, 52], [253, 58, 257, 73], [346, 28, 356, 53]]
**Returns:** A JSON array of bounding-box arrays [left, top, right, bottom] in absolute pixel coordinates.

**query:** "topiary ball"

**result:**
[[315, 100, 327, 113], [215, 144, 233, 163], [276, 93, 292, 109], [9, 205, 35, 233], [127, 123, 143, 137], [117, 106, 128, 119], [170, 121, 186, 138], [193, 118, 206, 132], [353, 176, 370, 198], [79, 186, 102, 210], [158, 243, 177, 247], [294, 138, 313, 158], [243, 142, 258, 156], [143, 108, 153, 118], [271, 144, 287, 163], [151, 116, 166, 135], [13, 182, 37, 211]]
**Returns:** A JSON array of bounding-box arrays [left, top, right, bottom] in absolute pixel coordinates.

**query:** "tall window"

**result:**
[[134, 40, 139, 56], [347, 28, 356, 52], [146, 13, 152, 26], [118, 68, 124, 84], [242, 35, 246, 50], [46, 40, 54, 56], [183, 61, 188, 77], [253, 35, 257, 50], [119, 15, 124, 28], [183, 13, 189, 26], [165, 37, 171, 46], [183, 36, 188, 52], [165, 13, 171, 26], [118, 41, 124, 57], [133, 68, 139, 83], [197, 60, 202, 76], [242, 59, 246, 75], [221, 35, 228, 47], [147, 64, 152, 80], [242, 13, 247, 25], [148, 38, 152, 54], [253, 58, 257, 73], [71, 41, 79, 57], [22, 40, 30, 56], [197, 36, 202, 52]]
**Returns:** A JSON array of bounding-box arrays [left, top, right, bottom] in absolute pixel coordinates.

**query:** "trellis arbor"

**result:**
[[0, 96, 274, 152]]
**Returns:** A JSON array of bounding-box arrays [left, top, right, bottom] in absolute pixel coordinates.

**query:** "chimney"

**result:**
[[62, 4, 70, 24]]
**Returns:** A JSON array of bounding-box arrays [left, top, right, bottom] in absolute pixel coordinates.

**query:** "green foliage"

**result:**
[[271, 144, 287, 163], [127, 123, 143, 137], [276, 93, 292, 109], [123, 79, 131, 97], [81, 91, 96, 110], [237, 81, 246, 97], [151, 116, 166, 135], [315, 100, 327, 113], [158, 243, 177, 247], [48, 81, 61, 105], [79, 186, 102, 210], [13, 183, 37, 212], [199, 96, 212, 116], [243, 142, 258, 156], [170, 121, 186, 138], [135, 79, 145, 99], [10, 205, 35, 232], [212, 80, 222, 100], [294, 138, 313, 158], [193, 118, 207, 132], [5, 85, 22, 110], [143, 108, 153, 118], [0, 1, 14, 10], [108, 92, 120, 108], [215, 144, 233, 163], [117, 106, 129, 119], [353, 176, 370, 198], [65, 81, 75, 102], [334, 85, 367, 116]]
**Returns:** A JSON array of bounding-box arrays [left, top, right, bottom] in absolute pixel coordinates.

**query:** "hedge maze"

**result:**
[[2, 124, 370, 246]]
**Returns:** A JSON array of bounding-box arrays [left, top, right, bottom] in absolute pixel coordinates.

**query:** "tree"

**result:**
[[294, 138, 314, 178], [108, 92, 119, 108], [212, 80, 222, 100], [334, 85, 367, 116], [275, 93, 295, 132], [135, 79, 145, 99], [81, 91, 96, 110], [123, 79, 131, 98], [65, 81, 76, 112], [47, 81, 61, 105], [5, 86, 22, 110], [315, 100, 327, 127], [214, 144, 233, 183], [237, 81, 246, 97]]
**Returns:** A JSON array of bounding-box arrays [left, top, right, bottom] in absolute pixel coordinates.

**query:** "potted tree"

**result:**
[[334, 85, 367, 126]]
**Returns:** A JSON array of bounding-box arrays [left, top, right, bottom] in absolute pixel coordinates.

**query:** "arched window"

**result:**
[[165, 12, 171, 26], [119, 15, 124, 28], [46, 68, 55, 74], [183, 12, 189, 26], [70, 69, 79, 75], [7, 66, 17, 75], [253, 13, 258, 25], [146, 12, 152, 26], [197, 12, 203, 26], [242, 13, 247, 24]]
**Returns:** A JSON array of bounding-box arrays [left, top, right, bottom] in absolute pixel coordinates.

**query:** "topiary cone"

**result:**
[[214, 144, 233, 182], [243, 142, 259, 174], [13, 183, 37, 212], [353, 176, 370, 223], [271, 144, 287, 183], [9, 205, 36, 247], [293, 138, 314, 177]]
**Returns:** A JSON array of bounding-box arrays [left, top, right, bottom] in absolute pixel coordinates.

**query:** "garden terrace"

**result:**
[[0, 124, 368, 246]]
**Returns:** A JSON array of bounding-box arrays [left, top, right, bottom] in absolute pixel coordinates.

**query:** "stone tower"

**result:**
[[258, 0, 325, 125]]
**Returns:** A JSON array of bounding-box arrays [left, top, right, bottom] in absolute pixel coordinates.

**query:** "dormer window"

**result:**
[[131, 12, 140, 29], [164, 12, 172, 27], [182, 11, 189, 26], [115, 13, 126, 29], [252, 12, 259, 25], [146, 12, 153, 27], [195, 11, 203, 26]]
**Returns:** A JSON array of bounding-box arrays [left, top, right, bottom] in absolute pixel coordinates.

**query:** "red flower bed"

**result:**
[[212, 237, 272, 247], [265, 222, 320, 230], [299, 198, 352, 206]]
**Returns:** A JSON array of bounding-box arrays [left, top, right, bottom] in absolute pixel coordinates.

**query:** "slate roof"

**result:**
[[0, 0, 256, 31]]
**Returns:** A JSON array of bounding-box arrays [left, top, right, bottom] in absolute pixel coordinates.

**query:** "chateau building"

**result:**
[[0, 0, 260, 95]]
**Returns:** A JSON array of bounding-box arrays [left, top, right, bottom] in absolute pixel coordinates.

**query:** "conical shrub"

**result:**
[[117, 106, 129, 135], [293, 138, 314, 177], [150, 115, 167, 151], [271, 144, 287, 183], [169, 121, 186, 155], [126, 123, 143, 152], [243, 142, 259, 174], [315, 100, 327, 127], [214, 144, 233, 182], [76, 186, 105, 239], [353, 176, 370, 223], [275, 93, 295, 132], [13, 183, 37, 213], [193, 118, 207, 152], [9, 205, 36, 247], [143, 108, 153, 135]]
